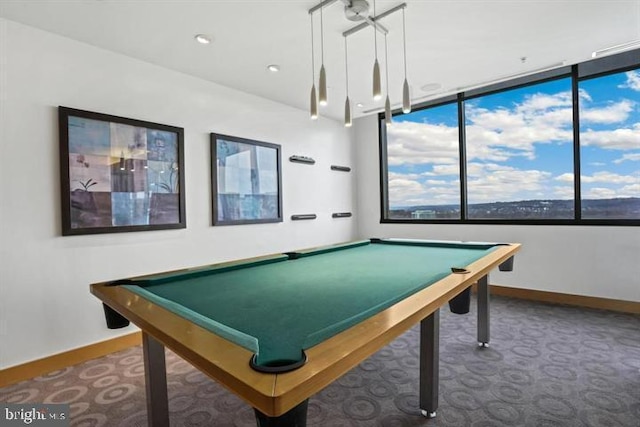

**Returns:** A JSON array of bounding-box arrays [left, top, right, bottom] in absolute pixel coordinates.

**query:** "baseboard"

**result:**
[[0, 331, 142, 388], [485, 284, 640, 314]]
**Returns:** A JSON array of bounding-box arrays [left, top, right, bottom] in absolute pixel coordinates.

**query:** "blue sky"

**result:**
[[387, 69, 639, 208]]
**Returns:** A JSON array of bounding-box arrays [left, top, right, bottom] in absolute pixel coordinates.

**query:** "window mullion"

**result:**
[[571, 65, 582, 220], [458, 93, 468, 220]]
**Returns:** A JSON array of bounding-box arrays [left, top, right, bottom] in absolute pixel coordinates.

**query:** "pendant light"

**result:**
[[401, 6, 411, 114], [372, 0, 382, 101], [309, 13, 318, 120], [307, 0, 408, 117], [318, 3, 328, 106], [344, 37, 352, 127], [384, 33, 392, 126]]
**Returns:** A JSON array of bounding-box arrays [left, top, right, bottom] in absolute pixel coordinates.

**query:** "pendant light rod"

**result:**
[[342, 3, 406, 37], [344, 37, 350, 96], [384, 34, 390, 88], [401, 5, 411, 114], [309, 12, 318, 119], [402, 6, 408, 77], [383, 33, 392, 126], [320, 5, 325, 66], [318, 2, 328, 106], [310, 14, 316, 84], [373, 0, 378, 57]]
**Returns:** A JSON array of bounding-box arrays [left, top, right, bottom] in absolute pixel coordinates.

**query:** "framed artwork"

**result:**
[[59, 107, 186, 235], [211, 133, 282, 225]]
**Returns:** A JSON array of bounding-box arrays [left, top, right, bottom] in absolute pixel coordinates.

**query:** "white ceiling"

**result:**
[[1, 0, 639, 122]]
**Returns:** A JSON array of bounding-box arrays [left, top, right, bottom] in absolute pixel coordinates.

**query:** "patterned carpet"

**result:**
[[2, 295, 640, 427]]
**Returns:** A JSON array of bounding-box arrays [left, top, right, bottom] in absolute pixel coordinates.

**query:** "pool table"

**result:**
[[91, 238, 520, 426]]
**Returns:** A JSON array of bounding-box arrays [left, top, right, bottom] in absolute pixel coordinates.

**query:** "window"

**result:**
[[465, 78, 575, 219], [380, 49, 639, 225], [578, 69, 640, 219], [384, 102, 461, 220]]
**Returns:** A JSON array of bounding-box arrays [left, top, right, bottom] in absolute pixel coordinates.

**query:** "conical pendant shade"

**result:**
[[373, 59, 382, 100], [344, 96, 352, 127], [402, 78, 411, 114], [319, 65, 327, 106], [310, 84, 318, 120], [384, 95, 392, 126]]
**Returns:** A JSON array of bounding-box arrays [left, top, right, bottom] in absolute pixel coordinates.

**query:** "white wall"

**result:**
[[354, 115, 640, 302], [0, 19, 356, 369]]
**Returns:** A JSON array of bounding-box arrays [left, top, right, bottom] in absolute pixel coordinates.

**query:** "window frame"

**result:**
[[379, 49, 640, 226]]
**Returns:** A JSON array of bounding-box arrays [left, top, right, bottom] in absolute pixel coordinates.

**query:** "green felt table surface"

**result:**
[[123, 239, 499, 367]]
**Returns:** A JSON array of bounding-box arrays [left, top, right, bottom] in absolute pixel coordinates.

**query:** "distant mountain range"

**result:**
[[389, 197, 640, 220]]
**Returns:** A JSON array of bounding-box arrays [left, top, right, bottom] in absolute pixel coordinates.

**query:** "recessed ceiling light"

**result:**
[[267, 64, 280, 72], [420, 83, 442, 92], [194, 34, 212, 44], [356, 103, 364, 108]]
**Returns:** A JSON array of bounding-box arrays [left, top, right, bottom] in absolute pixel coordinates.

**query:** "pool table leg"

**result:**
[[254, 399, 308, 426], [142, 332, 170, 427], [419, 309, 439, 418], [477, 275, 490, 347]]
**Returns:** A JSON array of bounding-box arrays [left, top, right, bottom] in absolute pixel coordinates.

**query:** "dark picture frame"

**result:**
[[211, 133, 283, 225], [59, 107, 186, 235]]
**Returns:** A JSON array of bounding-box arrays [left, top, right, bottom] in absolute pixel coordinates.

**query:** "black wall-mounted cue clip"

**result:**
[[291, 214, 317, 221], [289, 155, 315, 165]]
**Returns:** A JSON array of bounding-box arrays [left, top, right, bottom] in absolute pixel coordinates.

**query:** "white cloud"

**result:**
[[465, 90, 574, 160], [517, 91, 573, 113], [619, 70, 640, 91], [621, 183, 640, 194], [582, 184, 638, 199], [581, 171, 638, 184], [555, 173, 574, 183], [424, 179, 451, 185], [386, 121, 459, 166], [622, 179, 640, 192], [580, 123, 640, 150], [578, 88, 592, 103], [553, 186, 575, 200], [388, 172, 460, 206], [430, 164, 459, 176], [387, 178, 425, 205], [583, 187, 618, 199], [466, 162, 556, 203], [388, 171, 422, 181], [582, 182, 640, 199], [388, 162, 616, 206], [581, 171, 639, 199], [580, 99, 635, 124], [388, 178, 423, 192], [613, 153, 640, 164]]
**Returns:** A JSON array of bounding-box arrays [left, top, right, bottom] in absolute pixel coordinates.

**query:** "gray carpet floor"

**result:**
[[1, 295, 639, 426]]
